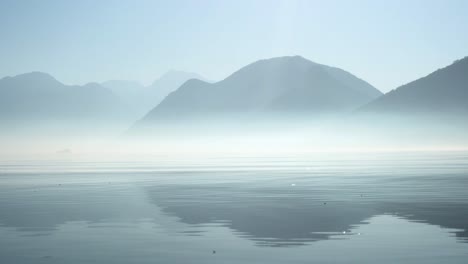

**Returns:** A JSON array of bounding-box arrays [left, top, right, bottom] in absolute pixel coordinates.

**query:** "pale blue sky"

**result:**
[[0, 0, 467, 92]]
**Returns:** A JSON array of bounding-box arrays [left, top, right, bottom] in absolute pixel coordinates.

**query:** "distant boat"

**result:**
[[56, 148, 72, 154]]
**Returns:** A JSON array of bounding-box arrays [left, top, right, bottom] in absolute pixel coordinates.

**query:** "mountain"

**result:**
[[360, 57, 468, 115], [0, 72, 131, 133], [102, 70, 206, 118], [148, 70, 206, 101], [139, 56, 382, 123], [101, 80, 145, 104]]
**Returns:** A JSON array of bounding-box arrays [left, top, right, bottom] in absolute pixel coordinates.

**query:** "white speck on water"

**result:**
[[291, 183, 296, 186]]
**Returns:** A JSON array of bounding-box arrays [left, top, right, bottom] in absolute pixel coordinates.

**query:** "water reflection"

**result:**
[[0, 153, 467, 264], [145, 169, 468, 246], [1, 170, 468, 248], [0, 181, 157, 236], [0, 213, 467, 264], [146, 183, 376, 246]]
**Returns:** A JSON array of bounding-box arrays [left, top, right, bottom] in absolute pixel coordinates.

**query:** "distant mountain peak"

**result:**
[[0, 72, 66, 96], [101, 70, 207, 119], [137, 55, 382, 124], [17, 71, 56, 79], [0, 71, 131, 127], [3, 71, 61, 86], [244, 55, 317, 68], [256, 55, 309, 62], [151, 70, 205, 87]]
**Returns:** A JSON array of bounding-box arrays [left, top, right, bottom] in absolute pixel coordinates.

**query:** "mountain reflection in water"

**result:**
[[0, 152, 467, 263]]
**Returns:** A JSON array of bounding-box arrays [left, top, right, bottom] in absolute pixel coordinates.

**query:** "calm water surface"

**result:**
[[1, 152, 468, 263]]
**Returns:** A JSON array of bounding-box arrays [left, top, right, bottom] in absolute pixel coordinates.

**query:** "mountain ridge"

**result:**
[[102, 70, 207, 118], [139, 56, 382, 123], [0, 72, 130, 123], [360, 56, 468, 114]]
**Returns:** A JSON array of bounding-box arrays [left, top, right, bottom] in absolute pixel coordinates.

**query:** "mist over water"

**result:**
[[1, 112, 467, 158]]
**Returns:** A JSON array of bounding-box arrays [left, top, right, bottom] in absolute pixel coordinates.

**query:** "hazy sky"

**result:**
[[1, 0, 467, 92]]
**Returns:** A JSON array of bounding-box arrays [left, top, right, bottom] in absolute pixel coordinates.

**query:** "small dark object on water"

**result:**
[[57, 148, 71, 154], [213, 250, 216, 254], [323, 202, 327, 205]]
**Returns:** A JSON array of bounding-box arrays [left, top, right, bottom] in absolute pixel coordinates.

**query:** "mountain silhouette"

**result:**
[[102, 70, 206, 118], [139, 56, 381, 123], [0, 72, 131, 132], [360, 57, 468, 115]]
